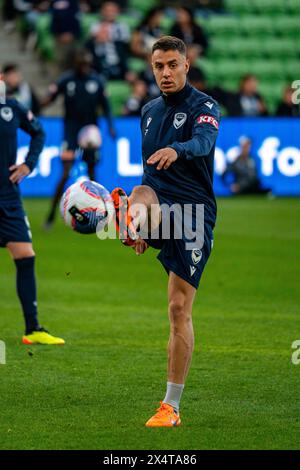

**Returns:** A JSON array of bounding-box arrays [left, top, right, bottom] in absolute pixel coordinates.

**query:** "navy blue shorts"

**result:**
[[144, 193, 214, 289], [62, 121, 99, 164], [0, 203, 32, 247]]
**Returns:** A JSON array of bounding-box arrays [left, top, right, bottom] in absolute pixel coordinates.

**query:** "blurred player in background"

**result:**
[[111, 36, 220, 427], [41, 48, 116, 229], [0, 77, 64, 345]]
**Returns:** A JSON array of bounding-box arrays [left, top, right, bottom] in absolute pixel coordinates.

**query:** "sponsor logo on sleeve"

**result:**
[[196, 114, 219, 129]]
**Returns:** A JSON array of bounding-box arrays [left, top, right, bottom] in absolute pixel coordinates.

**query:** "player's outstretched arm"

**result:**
[[168, 102, 220, 161]]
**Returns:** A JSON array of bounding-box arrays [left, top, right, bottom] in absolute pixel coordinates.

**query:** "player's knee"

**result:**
[[169, 297, 191, 326], [131, 185, 157, 202]]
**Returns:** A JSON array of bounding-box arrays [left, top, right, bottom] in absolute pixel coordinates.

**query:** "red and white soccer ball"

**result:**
[[77, 125, 102, 149], [60, 180, 114, 234]]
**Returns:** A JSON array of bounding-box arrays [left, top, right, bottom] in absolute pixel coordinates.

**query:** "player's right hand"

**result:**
[[9, 164, 30, 184], [133, 238, 148, 255]]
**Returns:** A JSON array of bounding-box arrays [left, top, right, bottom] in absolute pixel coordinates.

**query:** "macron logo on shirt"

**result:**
[[196, 114, 219, 129]]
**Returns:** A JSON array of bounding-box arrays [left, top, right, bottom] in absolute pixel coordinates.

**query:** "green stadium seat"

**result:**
[[210, 37, 263, 59], [160, 16, 175, 34], [36, 14, 55, 60], [221, 77, 240, 91], [215, 59, 253, 81], [259, 81, 284, 114], [80, 14, 99, 41], [250, 61, 285, 80], [196, 58, 216, 82], [232, 38, 266, 59], [240, 16, 274, 36], [36, 13, 51, 40], [284, 61, 300, 81], [254, 0, 286, 16], [273, 16, 300, 38], [225, 0, 254, 15], [198, 15, 241, 37], [287, 0, 300, 14], [128, 0, 158, 15], [262, 38, 298, 59], [127, 57, 147, 74], [106, 81, 131, 115], [118, 14, 141, 32]]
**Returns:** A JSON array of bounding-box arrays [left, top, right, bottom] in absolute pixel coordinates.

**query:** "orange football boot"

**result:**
[[145, 402, 181, 428], [111, 187, 137, 246]]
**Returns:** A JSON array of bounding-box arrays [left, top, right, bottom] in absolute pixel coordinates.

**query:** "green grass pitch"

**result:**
[[0, 196, 299, 450]]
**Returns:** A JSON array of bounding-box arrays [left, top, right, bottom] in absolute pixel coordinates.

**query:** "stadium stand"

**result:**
[[1, 0, 299, 115]]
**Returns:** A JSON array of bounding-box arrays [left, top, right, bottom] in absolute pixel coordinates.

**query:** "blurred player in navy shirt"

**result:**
[[42, 48, 115, 228], [0, 77, 64, 345], [111, 37, 220, 427]]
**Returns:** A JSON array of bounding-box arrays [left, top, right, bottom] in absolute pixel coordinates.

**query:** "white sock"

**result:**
[[163, 382, 184, 413]]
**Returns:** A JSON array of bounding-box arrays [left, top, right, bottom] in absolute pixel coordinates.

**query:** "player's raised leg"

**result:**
[[7, 242, 65, 345], [145, 272, 196, 427]]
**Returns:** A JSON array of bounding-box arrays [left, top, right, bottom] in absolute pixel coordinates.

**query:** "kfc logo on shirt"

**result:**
[[196, 114, 219, 129]]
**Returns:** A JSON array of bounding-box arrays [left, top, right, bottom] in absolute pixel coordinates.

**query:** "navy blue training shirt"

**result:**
[[0, 99, 45, 205], [141, 82, 220, 224], [49, 71, 113, 127]]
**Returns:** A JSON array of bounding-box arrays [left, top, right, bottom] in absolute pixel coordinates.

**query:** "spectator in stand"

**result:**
[[131, 7, 164, 60], [139, 54, 160, 99], [226, 74, 268, 117], [222, 137, 270, 195], [90, 1, 130, 43], [50, 0, 81, 42], [22, 1, 50, 51], [276, 85, 300, 117], [170, 7, 208, 56], [50, 0, 81, 70], [2, 64, 40, 115], [122, 79, 149, 116], [86, 1, 130, 80], [85, 22, 128, 80]]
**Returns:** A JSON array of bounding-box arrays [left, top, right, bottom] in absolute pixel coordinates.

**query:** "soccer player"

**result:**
[[41, 48, 115, 229], [111, 36, 220, 427], [0, 78, 65, 345]]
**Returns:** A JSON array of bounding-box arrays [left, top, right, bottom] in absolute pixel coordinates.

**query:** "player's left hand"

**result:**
[[147, 148, 178, 170], [9, 163, 30, 184]]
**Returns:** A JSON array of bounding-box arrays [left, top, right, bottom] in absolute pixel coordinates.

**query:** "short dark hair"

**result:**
[[152, 36, 186, 57], [2, 63, 19, 74]]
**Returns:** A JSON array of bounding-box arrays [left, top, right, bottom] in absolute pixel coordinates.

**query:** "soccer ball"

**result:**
[[60, 180, 114, 234], [77, 125, 102, 149]]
